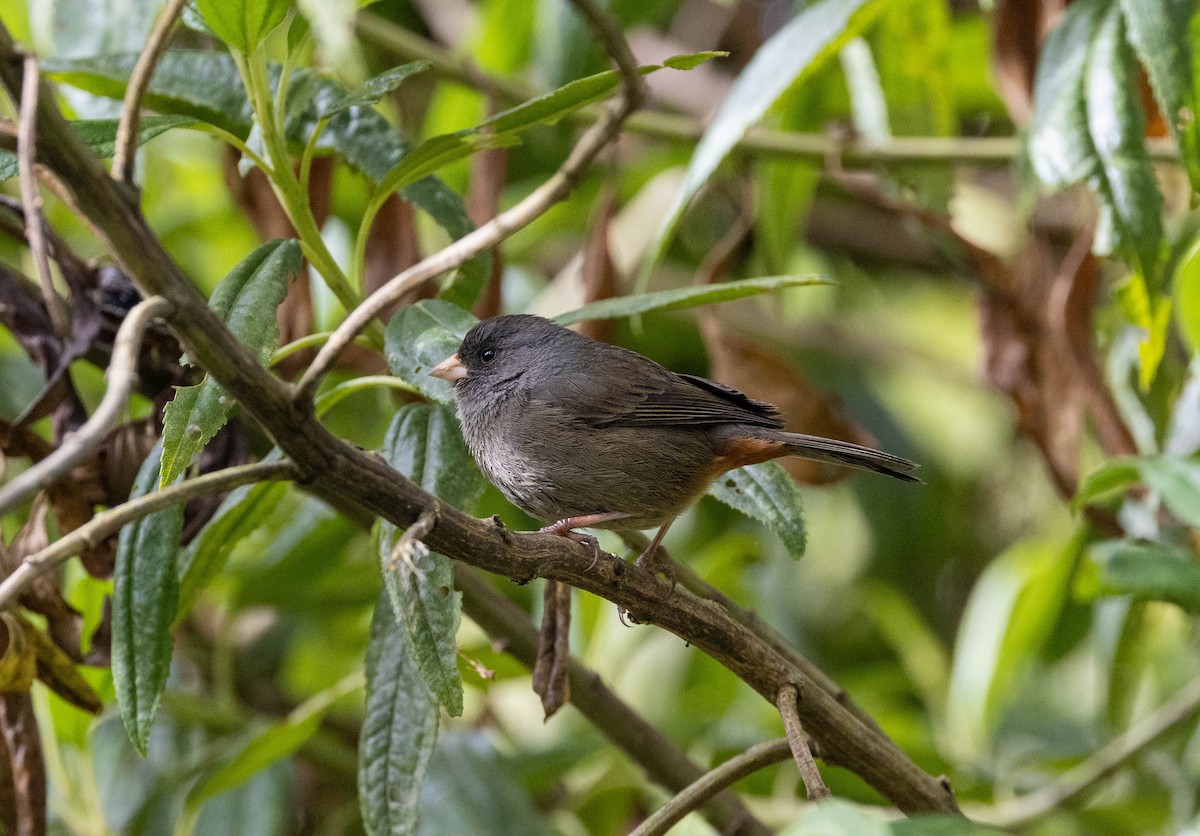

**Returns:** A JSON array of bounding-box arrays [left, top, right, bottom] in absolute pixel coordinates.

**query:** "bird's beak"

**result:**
[[430, 353, 468, 383]]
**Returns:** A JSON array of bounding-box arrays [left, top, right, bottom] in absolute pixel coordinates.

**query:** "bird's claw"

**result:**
[[635, 552, 677, 598]]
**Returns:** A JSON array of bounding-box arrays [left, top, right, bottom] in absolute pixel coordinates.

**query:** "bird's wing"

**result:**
[[529, 345, 784, 429]]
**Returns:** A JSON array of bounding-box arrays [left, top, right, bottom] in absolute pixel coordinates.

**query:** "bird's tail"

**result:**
[[778, 432, 921, 483]]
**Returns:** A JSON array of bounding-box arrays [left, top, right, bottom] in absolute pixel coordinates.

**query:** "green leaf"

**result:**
[[113, 442, 184, 755], [191, 673, 362, 803], [1030, 0, 1163, 279], [664, 51, 727, 71], [45, 51, 254, 134], [706, 462, 806, 557], [378, 404, 487, 715], [1138, 455, 1200, 528], [359, 591, 439, 836], [195, 0, 290, 52], [945, 536, 1081, 761], [1119, 0, 1200, 190], [175, 478, 290, 623], [0, 115, 195, 182], [1078, 541, 1200, 612], [552, 275, 829, 326], [317, 61, 430, 118], [1175, 233, 1200, 353], [640, 0, 890, 287], [372, 53, 717, 198], [160, 240, 300, 486], [384, 300, 479, 406], [1072, 459, 1140, 510]]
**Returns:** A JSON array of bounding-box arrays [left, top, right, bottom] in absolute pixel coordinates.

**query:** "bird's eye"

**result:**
[[480, 348, 496, 362]]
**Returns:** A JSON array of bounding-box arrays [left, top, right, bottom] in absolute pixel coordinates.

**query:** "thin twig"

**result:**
[[294, 0, 647, 401], [777, 683, 832, 801], [112, 0, 188, 182], [978, 674, 1200, 827], [16, 52, 70, 337], [0, 459, 296, 610], [355, 12, 1182, 167], [0, 295, 173, 515], [631, 739, 793, 836]]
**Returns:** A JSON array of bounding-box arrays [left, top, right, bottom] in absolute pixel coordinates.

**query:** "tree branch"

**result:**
[[16, 52, 70, 338], [293, 0, 647, 400], [778, 683, 832, 801], [630, 739, 793, 836], [0, 20, 959, 816], [0, 295, 173, 515], [112, 0, 188, 182], [978, 674, 1200, 827], [456, 566, 771, 836], [0, 459, 296, 609]]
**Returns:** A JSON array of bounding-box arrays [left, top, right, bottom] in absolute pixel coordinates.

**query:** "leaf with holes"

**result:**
[[707, 462, 806, 557]]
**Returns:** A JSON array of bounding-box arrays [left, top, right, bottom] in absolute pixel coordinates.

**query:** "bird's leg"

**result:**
[[634, 519, 676, 596], [539, 512, 631, 568]]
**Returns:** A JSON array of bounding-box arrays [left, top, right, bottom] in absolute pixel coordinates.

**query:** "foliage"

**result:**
[[0, 0, 1199, 834]]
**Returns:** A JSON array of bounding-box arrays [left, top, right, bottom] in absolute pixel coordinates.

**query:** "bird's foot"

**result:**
[[635, 550, 677, 598], [538, 521, 605, 568]]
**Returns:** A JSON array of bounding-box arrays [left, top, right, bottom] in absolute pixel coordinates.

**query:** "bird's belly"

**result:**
[[472, 423, 716, 530]]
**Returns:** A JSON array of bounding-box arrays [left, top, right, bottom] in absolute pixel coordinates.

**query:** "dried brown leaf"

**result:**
[[468, 110, 507, 320], [0, 692, 46, 836], [27, 615, 102, 714], [576, 191, 620, 343], [533, 579, 571, 720], [992, 0, 1064, 126], [0, 614, 36, 693]]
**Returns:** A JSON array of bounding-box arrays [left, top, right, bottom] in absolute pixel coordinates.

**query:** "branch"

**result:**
[[456, 566, 771, 835], [0, 295, 173, 515], [0, 20, 959, 816], [293, 0, 647, 400], [0, 459, 296, 610], [112, 0, 188, 182], [16, 52, 70, 337], [630, 739, 792, 836], [979, 674, 1200, 827], [355, 12, 1181, 167], [778, 684, 832, 801]]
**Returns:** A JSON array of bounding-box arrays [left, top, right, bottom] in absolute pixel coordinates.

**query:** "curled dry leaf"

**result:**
[[26, 614, 103, 713], [7, 494, 85, 660], [0, 692, 46, 836], [700, 315, 874, 485], [533, 579, 572, 720]]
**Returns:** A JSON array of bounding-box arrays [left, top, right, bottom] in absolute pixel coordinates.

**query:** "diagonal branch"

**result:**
[[293, 0, 647, 401], [16, 52, 70, 338], [112, 0, 188, 183], [778, 683, 832, 801], [0, 295, 173, 515], [0, 459, 296, 610], [0, 17, 959, 817]]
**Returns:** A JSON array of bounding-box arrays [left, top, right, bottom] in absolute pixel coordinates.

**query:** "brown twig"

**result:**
[[978, 674, 1200, 827], [0, 459, 296, 610], [0, 18, 960, 815], [455, 566, 771, 835], [16, 53, 70, 338], [293, 0, 647, 401], [0, 295, 173, 515], [112, 0, 188, 183], [777, 683, 832, 801], [630, 739, 793, 836], [532, 579, 572, 719]]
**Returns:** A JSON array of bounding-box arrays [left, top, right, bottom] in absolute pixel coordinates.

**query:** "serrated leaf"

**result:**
[[384, 300, 479, 406], [195, 0, 290, 52], [1138, 455, 1200, 528], [317, 62, 429, 118], [0, 115, 195, 182], [113, 442, 184, 755], [1078, 541, 1200, 612], [191, 673, 361, 804], [1119, 0, 1200, 190], [1030, 0, 1163, 279], [160, 240, 299, 486], [176, 479, 290, 623], [552, 275, 829, 326], [377, 404, 487, 715], [707, 462, 806, 557], [359, 591, 439, 836], [1072, 459, 1140, 510], [641, 0, 889, 286], [372, 53, 717, 198]]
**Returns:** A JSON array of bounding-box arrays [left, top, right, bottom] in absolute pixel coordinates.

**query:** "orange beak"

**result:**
[[430, 353, 468, 383]]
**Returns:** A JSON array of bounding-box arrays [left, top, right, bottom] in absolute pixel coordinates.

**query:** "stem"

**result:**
[[314, 375, 420, 416]]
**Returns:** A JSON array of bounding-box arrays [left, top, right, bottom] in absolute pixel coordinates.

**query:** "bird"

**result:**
[[430, 314, 918, 571]]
